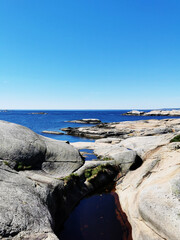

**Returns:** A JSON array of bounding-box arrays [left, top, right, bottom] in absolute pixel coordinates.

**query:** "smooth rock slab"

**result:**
[[0, 120, 84, 176], [0, 165, 52, 237], [139, 177, 180, 240], [0, 121, 46, 169], [119, 134, 172, 159], [116, 143, 180, 240]]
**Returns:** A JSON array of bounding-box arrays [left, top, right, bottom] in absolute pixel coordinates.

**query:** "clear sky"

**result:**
[[0, 0, 180, 109]]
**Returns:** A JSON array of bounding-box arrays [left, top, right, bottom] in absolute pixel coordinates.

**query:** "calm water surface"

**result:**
[[0, 110, 179, 142], [58, 185, 132, 240]]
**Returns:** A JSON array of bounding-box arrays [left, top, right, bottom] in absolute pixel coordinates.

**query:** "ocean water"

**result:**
[[0, 110, 179, 143]]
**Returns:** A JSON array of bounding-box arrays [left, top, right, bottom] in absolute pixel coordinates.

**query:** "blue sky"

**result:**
[[0, 0, 180, 109]]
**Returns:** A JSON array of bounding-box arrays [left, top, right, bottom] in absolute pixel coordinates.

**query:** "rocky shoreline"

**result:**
[[123, 109, 180, 116], [62, 118, 179, 139], [0, 119, 180, 240], [71, 118, 180, 240]]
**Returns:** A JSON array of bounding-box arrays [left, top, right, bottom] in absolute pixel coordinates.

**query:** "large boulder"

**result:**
[[0, 120, 84, 176], [0, 121, 46, 169], [42, 137, 84, 177], [94, 145, 138, 173]]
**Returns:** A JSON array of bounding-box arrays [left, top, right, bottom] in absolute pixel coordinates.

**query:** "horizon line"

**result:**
[[1, 108, 180, 111]]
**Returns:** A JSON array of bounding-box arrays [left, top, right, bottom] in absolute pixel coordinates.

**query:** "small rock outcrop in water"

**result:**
[[122, 110, 145, 115], [67, 118, 102, 124], [29, 112, 48, 115], [42, 130, 64, 135], [123, 109, 180, 116]]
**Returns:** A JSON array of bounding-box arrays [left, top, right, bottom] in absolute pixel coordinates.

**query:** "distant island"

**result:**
[[123, 109, 180, 116], [29, 112, 48, 115]]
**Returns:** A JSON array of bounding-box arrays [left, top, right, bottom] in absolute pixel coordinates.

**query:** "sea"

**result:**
[[0, 110, 178, 240], [0, 109, 178, 143]]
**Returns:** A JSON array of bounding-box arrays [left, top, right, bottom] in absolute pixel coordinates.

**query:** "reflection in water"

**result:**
[[59, 184, 132, 240]]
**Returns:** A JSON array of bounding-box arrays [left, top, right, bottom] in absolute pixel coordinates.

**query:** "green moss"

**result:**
[[102, 157, 113, 161], [84, 169, 92, 179], [16, 162, 32, 171], [63, 173, 79, 183], [3, 161, 10, 167], [170, 135, 180, 143], [84, 165, 109, 181]]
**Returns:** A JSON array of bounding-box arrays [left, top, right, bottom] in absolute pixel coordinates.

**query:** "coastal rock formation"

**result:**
[[123, 109, 180, 116], [0, 121, 83, 176], [1, 119, 180, 240], [116, 142, 180, 240], [67, 118, 102, 124], [70, 120, 180, 240], [0, 120, 120, 239], [118, 134, 172, 159], [123, 110, 145, 115], [72, 135, 173, 176], [62, 118, 180, 139]]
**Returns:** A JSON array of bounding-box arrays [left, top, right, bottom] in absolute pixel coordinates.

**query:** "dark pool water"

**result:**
[[58, 186, 132, 240]]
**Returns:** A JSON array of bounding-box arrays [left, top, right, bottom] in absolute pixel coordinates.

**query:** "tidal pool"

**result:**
[[58, 184, 132, 240]]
